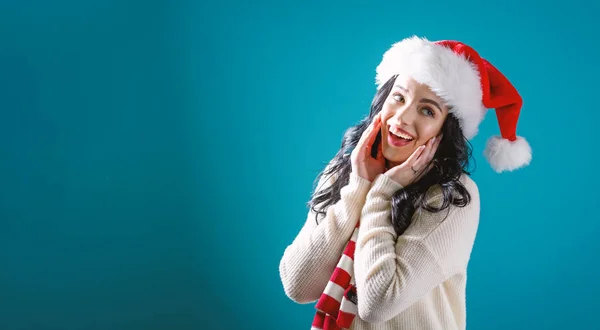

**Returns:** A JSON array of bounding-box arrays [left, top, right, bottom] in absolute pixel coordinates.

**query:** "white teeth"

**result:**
[[390, 129, 413, 140]]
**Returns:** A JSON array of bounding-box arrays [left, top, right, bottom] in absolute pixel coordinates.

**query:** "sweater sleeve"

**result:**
[[279, 164, 373, 304], [353, 173, 480, 323]]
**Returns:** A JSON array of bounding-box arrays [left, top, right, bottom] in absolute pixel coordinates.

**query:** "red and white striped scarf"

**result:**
[[312, 222, 360, 330]]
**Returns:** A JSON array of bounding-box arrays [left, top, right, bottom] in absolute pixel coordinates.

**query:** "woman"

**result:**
[[279, 36, 532, 330]]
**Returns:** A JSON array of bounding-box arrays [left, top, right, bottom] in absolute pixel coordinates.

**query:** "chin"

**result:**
[[382, 146, 410, 165]]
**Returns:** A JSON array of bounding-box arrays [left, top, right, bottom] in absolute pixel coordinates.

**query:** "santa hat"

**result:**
[[375, 36, 531, 173]]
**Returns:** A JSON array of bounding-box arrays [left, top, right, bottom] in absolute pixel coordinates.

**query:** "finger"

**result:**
[[409, 140, 432, 169], [354, 129, 370, 153], [422, 137, 439, 165], [431, 136, 441, 157], [358, 115, 382, 153], [366, 116, 382, 150], [433, 137, 441, 156], [356, 114, 378, 148], [425, 137, 437, 160], [375, 140, 384, 160], [424, 137, 441, 170], [404, 144, 426, 167]]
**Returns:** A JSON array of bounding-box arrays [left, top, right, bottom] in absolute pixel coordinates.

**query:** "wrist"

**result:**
[[350, 171, 373, 187], [370, 173, 404, 198], [353, 168, 375, 183]]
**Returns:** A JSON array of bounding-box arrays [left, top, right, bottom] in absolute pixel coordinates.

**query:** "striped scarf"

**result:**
[[311, 222, 360, 330]]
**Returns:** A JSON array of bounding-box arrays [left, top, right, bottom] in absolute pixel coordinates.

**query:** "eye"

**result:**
[[420, 107, 434, 117], [392, 93, 405, 103]]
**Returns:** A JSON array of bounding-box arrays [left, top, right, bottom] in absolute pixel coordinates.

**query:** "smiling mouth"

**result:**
[[388, 127, 414, 147], [390, 127, 414, 140]]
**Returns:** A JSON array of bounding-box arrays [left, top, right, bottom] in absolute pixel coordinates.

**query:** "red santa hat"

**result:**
[[375, 36, 531, 173]]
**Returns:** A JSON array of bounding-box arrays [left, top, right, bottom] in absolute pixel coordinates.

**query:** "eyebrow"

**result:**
[[394, 84, 443, 113], [420, 98, 443, 113], [394, 84, 409, 94]]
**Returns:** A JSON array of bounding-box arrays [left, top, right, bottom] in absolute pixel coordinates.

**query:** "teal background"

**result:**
[[1, 0, 598, 329]]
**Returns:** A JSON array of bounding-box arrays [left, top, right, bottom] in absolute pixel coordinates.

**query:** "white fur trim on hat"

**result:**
[[375, 36, 486, 140], [484, 136, 532, 173]]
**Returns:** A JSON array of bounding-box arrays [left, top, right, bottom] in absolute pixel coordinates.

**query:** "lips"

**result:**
[[388, 132, 413, 147], [387, 126, 415, 147]]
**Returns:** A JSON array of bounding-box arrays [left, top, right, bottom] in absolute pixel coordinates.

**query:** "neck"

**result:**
[[385, 158, 404, 170]]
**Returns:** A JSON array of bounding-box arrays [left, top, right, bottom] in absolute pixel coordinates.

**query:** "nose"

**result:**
[[390, 102, 417, 126]]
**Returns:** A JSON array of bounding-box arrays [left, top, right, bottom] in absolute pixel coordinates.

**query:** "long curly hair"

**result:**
[[307, 74, 475, 236]]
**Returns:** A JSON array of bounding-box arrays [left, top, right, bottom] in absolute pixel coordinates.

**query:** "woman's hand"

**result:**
[[351, 113, 386, 182], [384, 135, 441, 187]]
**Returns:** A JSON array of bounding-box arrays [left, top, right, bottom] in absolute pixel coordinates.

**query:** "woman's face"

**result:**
[[380, 75, 450, 167]]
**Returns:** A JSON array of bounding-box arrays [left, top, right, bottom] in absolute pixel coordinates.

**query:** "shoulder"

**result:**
[[410, 173, 481, 243], [458, 173, 480, 208], [418, 174, 482, 273], [446, 173, 480, 221], [457, 173, 480, 215], [424, 173, 479, 207], [411, 173, 480, 236], [460, 173, 479, 196]]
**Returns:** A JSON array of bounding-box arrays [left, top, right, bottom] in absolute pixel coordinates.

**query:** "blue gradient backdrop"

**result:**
[[1, 0, 598, 329]]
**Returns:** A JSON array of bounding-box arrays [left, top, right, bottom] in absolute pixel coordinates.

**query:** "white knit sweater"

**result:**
[[279, 164, 480, 330]]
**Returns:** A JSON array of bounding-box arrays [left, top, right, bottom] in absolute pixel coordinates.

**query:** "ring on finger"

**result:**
[[411, 165, 418, 174]]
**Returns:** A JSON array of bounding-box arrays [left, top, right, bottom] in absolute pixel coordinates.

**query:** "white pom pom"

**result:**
[[483, 136, 532, 173]]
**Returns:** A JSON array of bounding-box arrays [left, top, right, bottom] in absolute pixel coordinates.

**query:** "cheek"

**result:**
[[381, 101, 394, 114], [415, 122, 443, 142], [380, 107, 394, 123]]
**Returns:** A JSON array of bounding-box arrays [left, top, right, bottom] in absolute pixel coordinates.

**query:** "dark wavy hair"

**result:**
[[308, 74, 475, 236]]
